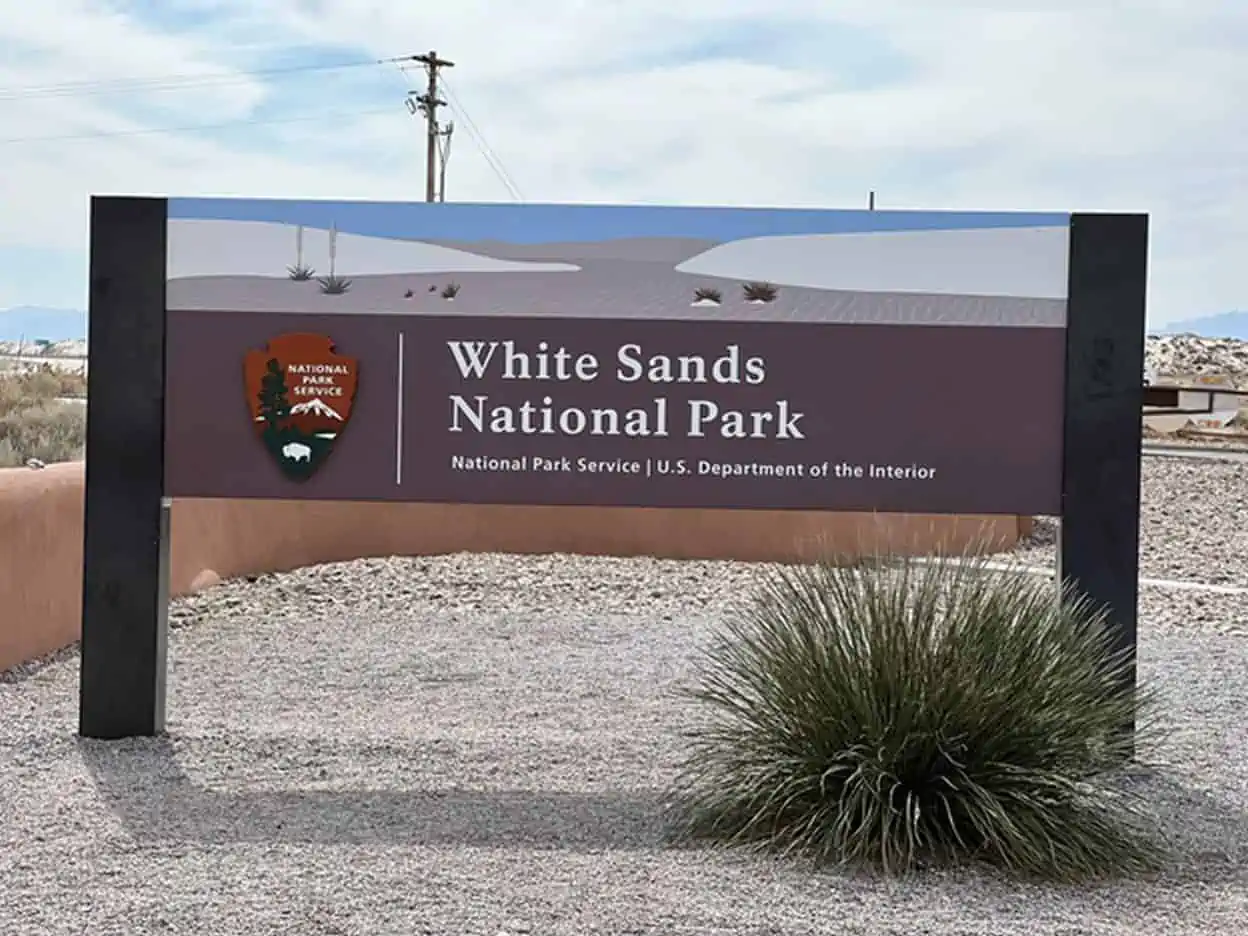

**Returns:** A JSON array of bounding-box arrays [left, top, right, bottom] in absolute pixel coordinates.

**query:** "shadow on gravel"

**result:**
[[78, 739, 1248, 878], [80, 737, 675, 852], [1116, 765, 1248, 878]]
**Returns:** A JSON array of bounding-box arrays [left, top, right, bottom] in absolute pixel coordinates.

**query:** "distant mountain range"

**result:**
[[2, 304, 1246, 343], [1154, 311, 1248, 340], [0, 306, 87, 342]]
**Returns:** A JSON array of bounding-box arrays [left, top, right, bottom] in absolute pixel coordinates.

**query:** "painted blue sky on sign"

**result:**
[[168, 198, 1070, 245]]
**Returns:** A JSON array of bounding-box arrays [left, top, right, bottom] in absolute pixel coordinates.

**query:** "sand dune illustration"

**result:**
[[165, 218, 1068, 327]]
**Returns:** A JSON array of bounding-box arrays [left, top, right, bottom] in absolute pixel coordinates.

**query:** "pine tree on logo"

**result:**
[[257, 358, 291, 434]]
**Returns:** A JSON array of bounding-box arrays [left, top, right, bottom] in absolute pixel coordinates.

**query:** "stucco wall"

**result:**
[[0, 462, 1032, 672]]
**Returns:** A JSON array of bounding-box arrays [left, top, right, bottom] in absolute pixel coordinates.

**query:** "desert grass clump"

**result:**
[[742, 281, 778, 302], [673, 552, 1162, 882], [693, 286, 723, 304], [0, 367, 86, 466], [287, 264, 315, 281], [441, 282, 461, 299]]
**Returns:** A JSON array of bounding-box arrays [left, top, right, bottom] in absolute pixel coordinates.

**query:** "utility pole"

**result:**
[[437, 121, 454, 201], [410, 50, 454, 202]]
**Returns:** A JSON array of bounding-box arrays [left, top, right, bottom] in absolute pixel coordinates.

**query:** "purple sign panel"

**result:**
[[164, 200, 1071, 514]]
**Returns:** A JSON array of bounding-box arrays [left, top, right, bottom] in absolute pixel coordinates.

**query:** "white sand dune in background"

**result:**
[[676, 226, 1071, 300], [167, 219, 581, 279]]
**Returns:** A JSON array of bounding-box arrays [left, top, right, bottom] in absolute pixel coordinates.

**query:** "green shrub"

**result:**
[[672, 553, 1162, 882]]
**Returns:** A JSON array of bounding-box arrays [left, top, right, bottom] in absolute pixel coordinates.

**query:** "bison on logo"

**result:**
[[242, 333, 358, 481]]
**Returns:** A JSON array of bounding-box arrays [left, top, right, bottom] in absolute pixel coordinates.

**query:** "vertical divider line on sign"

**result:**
[[396, 330, 405, 485]]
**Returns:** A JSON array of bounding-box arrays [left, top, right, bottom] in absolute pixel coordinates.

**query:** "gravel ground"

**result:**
[[1014, 455, 1248, 590], [2, 554, 1247, 935], [2, 454, 1248, 935]]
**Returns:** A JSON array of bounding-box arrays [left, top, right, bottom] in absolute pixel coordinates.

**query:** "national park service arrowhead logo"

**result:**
[[243, 333, 358, 481]]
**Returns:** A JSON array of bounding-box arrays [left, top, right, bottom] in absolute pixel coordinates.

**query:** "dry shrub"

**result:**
[[0, 366, 86, 467]]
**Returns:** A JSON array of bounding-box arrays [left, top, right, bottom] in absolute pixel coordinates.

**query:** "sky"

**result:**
[[169, 198, 1067, 242], [1, 1, 1245, 328]]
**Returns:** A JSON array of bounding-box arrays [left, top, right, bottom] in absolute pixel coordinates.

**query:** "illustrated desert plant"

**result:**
[[318, 274, 352, 295], [671, 551, 1162, 882], [0, 367, 87, 466], [441, 282, 461, 300], [742, 281, 778, 303], [693, 286, 723, 304], [316, 225, 351, 294], [403, 288, 414, 299], [287, 225, 315, 280]]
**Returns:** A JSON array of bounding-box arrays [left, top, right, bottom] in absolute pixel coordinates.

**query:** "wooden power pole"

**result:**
[[411, 50, 454, 202]]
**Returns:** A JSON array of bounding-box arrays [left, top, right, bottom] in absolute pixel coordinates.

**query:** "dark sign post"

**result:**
[[78, 198, 1147, 741], [1061, 213, 1149, 742], [79, 197, 170, 739]]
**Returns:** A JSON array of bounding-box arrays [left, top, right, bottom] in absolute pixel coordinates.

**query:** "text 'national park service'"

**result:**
[[446, 340, 805, 440]]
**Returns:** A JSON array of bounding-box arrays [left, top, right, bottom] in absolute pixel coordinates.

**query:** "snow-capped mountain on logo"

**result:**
[[290, 398, 343, 420], [281, 395, 348, 436]]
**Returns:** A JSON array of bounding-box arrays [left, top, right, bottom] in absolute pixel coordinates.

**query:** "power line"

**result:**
[[0, 107, 395, 145], [3, 50, 527, 203], [440, 75, 522, 199], [438, 73, 524, 201], [0, 55, 414, 102]]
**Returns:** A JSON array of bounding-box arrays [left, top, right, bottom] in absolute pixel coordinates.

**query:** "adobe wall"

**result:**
[[0, 462, 1032, 672]]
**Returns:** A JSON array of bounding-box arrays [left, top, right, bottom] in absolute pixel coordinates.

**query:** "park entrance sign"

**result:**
[[79, 198, 1148, 739], [161, 205, 1074, 513]]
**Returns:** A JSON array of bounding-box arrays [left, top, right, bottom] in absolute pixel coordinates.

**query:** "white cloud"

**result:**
[[0, 1, 1245, 325]]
